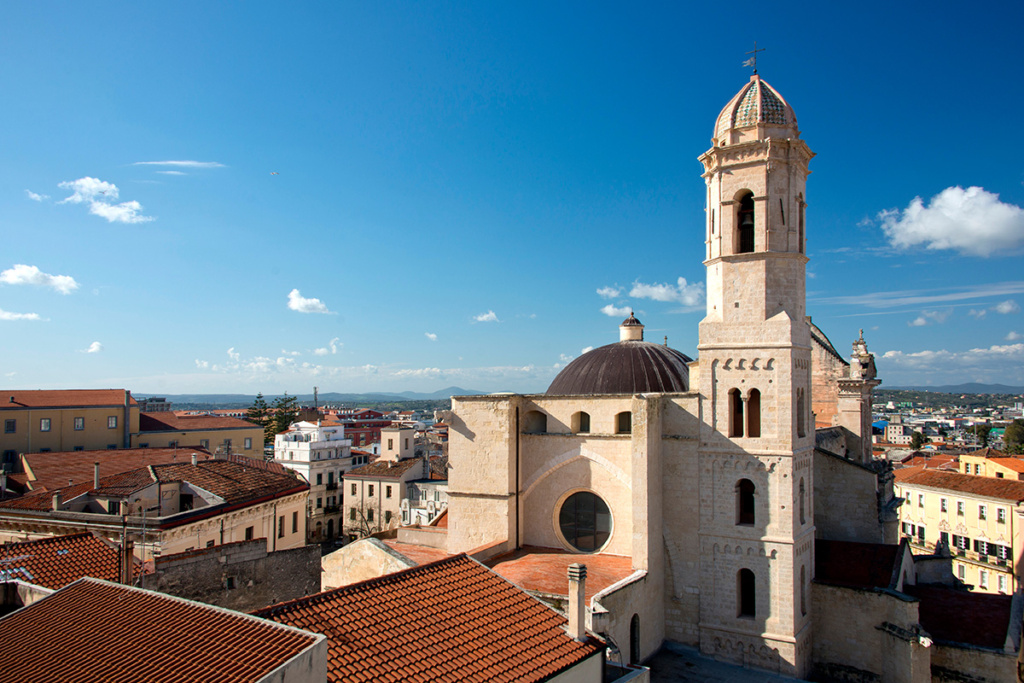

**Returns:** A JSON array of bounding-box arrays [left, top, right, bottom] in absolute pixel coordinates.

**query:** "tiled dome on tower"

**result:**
[[712, 74, 798, 146], [546, 314, 692, 395]]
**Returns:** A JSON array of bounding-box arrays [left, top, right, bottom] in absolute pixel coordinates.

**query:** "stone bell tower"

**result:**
[[694, 74, 816, 678]]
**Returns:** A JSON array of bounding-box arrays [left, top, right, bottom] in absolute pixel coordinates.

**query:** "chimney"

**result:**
[[52, 491, 62, 511], [191, 453, 198, 466], [567, 563, 587, 641], [120, 535, 135, 585], [94, 462, 100, 489]]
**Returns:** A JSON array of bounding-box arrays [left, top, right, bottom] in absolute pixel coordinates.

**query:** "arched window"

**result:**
[[800, 566, 807, 616], [728, 389, 744, 437], [629, 614, 640, 665], [799, 478, 806, 525], [746, 389, 761, 438], [738, 569, 756, 617], [737, 192, 755, 253], [572, 411, 591, 434], [558, 491, 612, 552], [523, 410, 547, 434], [736, 479, 755, 526], [797, 388, 806, 438], [616, 411, 632, 434]]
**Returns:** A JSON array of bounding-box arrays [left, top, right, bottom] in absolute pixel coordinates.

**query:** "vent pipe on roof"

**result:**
[[567, 563, 588, 641], [94, 462, 100, 489], [191, 453, 198, 466], [52, 491, 62, 511]]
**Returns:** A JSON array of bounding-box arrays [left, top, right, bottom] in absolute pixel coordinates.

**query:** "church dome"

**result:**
[[546, 315, 692, 395], [713, 75, 798, 143]]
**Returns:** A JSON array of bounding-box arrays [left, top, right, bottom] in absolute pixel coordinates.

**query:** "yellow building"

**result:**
[[137, 412, 264, 458], [1, 390, 139, 466], [959, 447, 1024, 480], [894, 467, 1024, 594]]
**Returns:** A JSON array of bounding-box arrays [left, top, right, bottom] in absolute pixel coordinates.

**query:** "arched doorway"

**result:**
[[314, 521, 323, 541], [629, 614, 640, 665], [327, 518, 334, 540]]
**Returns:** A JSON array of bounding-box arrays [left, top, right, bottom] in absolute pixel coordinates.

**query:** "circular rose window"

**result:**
[[558, 491, 611, 552]]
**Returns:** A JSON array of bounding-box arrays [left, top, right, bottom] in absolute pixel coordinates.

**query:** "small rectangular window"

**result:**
[[107, 416, 118, 429], [957, 564, 965, 580], [206, 540, 215, 548], [368, 485, 374, 497], [350, 507, 356, 521], [39, 418, 51, 432], [957, 501, 965, 516], [386, 485, 392, 499], [278, 515, 285, 538], [918, 494, 924, 508], [999, 574, 1007, 593], [244, 438, 252, 449], [200, 439, 209, 448], [998, 508, 1006, 524], [317, 497, 322, 508], [975, 464, 981, 475], [292, 511, 298, 534], [940, 498, 947, 512], [385, 510, 392, 523], [367, 508, 374, 522], [980, 571, 988, 589], [245, 526, 254, 541], [316, 473, 323, 485], [3, 419, 14, 434], [73, 417, 85, 431], [351, 483, 357, 495], [979, 505, 987, 521]]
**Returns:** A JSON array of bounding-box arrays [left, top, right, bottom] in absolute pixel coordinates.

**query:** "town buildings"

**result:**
[[138, 411, 264, 458]]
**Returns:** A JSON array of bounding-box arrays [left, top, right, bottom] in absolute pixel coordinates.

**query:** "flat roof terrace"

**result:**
[[485, 545, 634, 601]]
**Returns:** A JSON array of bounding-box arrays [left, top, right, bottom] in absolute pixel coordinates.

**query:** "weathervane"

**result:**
[[743, 42, 765, 74]]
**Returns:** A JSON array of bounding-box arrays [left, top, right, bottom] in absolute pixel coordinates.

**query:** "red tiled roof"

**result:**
[[814, 539, 899, 590], [0, 533, 141, 589], [894, 468, 1024, 503], [0, 389, 136, 409], [0, 578, 321, 683], [382, 540, 450, 566], [345, 458, 423, 480], [432, 508, 449, 528], [486, 546, 634, 602], [20, 447, 210, 493], [256, 554, 603, 683], [140, 411, 260, 432], [905, 584, 1012, 650]]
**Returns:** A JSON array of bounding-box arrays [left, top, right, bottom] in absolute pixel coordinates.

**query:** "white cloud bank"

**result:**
[[0, 309, 42, 321], [601, 304, 632, 317], [133, 160, 225, 168], [474, 310, 499, 322], [0, 264, 79, 294], [58, 177, 154, 224], [287, 289, 332, 314], [882, 343, 1024, 384], [630, 277, 705, 308], [879, 186, 1024, 257]]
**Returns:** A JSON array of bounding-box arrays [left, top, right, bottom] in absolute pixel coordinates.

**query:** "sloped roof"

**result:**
[[345, 458, 423, 480], [0, 533, 141, 589], [19, 447, 209, 493], [905, 584, 1012, 650], [255, 554, 603, 683], [894, 468, 1024, 503], [0, 390, 136, 409], [0, 578, 322, 683], [814, 539, 900, 590], [546, 340, 692, 395], [140, 412, 259, 432]]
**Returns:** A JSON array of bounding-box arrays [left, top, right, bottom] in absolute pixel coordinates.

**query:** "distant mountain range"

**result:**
[[882, 383, 1024, 395], [135, 386, 489, 406]]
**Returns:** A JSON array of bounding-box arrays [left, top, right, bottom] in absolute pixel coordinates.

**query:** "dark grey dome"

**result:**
[[546, 340, 692, 395]]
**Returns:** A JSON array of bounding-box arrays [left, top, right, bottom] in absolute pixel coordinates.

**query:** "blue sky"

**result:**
[[2, 1, 1024, 395]]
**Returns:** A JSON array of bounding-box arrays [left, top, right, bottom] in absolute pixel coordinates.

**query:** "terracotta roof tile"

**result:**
[[345, 458, 424, 480], [255, 554, 603, 683], [486, 546, 634, 602], [894, 468, 1024, 503], [0, 533, 141, 589], [814, 539, 899, 590], [382, 540, 450, 566], [19, 447, 210, 493], [140, 412, 259, 432], [905, 584, 1012, 650], [0, 389, 137, 409], [0, 578, 321, 683]]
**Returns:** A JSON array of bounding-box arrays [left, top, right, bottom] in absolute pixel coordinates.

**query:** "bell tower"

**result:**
[[695, 74, 816, 678]]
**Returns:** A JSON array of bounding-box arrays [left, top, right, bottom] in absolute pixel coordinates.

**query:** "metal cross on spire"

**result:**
[[743, 42, 765, 74]]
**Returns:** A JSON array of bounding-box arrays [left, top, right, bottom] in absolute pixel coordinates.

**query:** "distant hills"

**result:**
[[883, 383, 1024, 395], [135, 386, 489, 407]]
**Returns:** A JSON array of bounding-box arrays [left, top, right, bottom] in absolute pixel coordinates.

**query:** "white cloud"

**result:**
[[879, 186, 1024, 257], [813, 281, 1024, 309], [0, 264, 79, 294], [25, 190, 48, 201], [425, 332, 438, 341], [1007, 331, 1022, 341], [968, 309, 987, 319], [313, 348, 329, 356], [227, 347, 240, 361], [58, 177, 153, 224], [85, 341, 102, 354], [133, 160, 225, 168], [313, 337, 341, 356], [0, 309, 42, 321], [195, 359, 209, 369], [601, 304, 632, 317], [881, 343, 1024, 383], [474, 310, 499, 322], [596, 286, 621, 299], [156, 170, 187, 176], [908, 316, 928, 327], [908, 309, 952, 327], [281, 349, 301, 357], [581, 346, 594, 354], [287, 289, 332, 314], [994, 299, 1020, 315], [629, 277, 705, 308]]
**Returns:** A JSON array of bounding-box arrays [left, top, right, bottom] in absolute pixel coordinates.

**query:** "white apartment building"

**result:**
[[274, 421, 368, 542]]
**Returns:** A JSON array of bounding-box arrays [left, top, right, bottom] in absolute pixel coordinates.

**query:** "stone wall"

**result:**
[[814, 449, 887, 544], [931, 643, 1016, 683], [321, 537, 415, 590], [149, 539, 320, 612]]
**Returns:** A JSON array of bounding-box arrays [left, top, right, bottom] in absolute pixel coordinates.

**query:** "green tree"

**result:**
[[910, 431, 927, 450], [969, 424, 992, 447], [246, 392, 274, 446], [271, 393, 299, 436], [1005, 419, 1024, 454]]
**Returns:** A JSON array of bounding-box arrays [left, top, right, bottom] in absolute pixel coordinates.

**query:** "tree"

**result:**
[[1005, 419, 1024, 455], [246, 393, 274, 446], [909, 431, 927, 450], [969, 424, 992, 448], [271, 393, 299, 436]]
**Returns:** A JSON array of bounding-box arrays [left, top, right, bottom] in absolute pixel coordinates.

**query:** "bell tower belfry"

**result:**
[[694, 74, 816, 678]]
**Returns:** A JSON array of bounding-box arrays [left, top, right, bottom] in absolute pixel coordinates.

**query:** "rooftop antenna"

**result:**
[[743, 41, 765, 74]]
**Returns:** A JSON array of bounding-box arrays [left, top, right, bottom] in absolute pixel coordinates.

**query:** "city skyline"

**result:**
[[2, 2, 1023, 394]]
